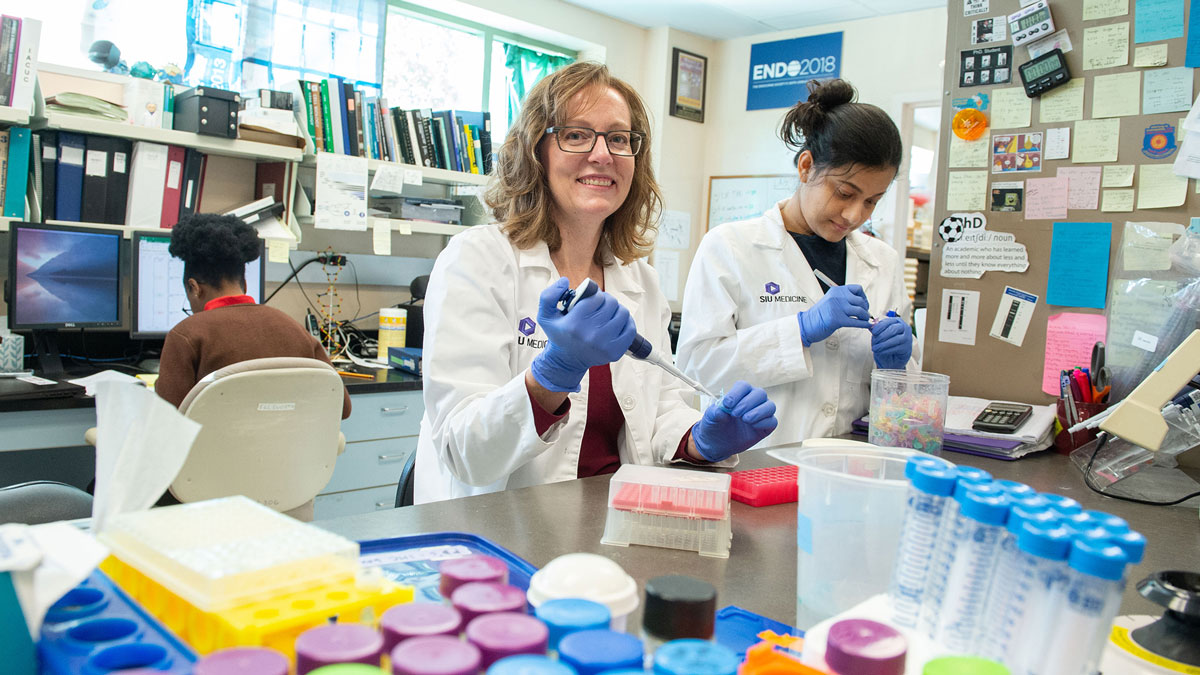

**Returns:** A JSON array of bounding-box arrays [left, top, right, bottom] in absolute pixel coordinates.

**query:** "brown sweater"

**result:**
[[156, 304, 352, 419]]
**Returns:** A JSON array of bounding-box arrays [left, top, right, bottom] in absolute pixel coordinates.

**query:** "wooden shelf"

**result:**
[[0, 105, 29, 126], [40, 112, 303, 162], [299, 154, 490, 187]]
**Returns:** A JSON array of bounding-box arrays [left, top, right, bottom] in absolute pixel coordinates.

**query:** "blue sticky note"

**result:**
[[1048, 223, 1112, 310], [1188, 0, 1200, 67], [1135, 0, 1185, 43]]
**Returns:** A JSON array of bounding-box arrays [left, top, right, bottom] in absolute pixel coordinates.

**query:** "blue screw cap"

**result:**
[[905, 455, 952, 479], [1017, 521, 1072, 561], [954, 481, 1005, 504], [558, 630, 643, 675], [1040, 494, 1082, 516], [994, 480, 1035, 499], [653, 639, 739, 675], [1082, 510, 1130, 535], [1006, 503, 1056, 536], [488, 655, 577, 675], [534, 598, 611, 651], [910, 463, 957, 497], [958, 486, 1010, 526], [1068, 536, 1128, 581], [1108, 531, 1147, 565]]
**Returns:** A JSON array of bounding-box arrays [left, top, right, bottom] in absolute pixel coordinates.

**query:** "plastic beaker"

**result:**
[[868, 370, 950, 455], [769, 443, 915, 630]]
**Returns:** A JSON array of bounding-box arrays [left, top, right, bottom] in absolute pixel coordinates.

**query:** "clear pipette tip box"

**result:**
[[97, 495, 361, 611], [600, 464, 732, 558]]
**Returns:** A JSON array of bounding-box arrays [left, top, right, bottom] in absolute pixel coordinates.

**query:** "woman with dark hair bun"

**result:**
[[155, 213, 351, 419], [676, 78, 918, 445]]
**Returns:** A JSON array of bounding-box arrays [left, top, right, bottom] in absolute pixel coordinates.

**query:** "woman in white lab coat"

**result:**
[[414, 62, 778, 504], [676, 79, 918, 446]]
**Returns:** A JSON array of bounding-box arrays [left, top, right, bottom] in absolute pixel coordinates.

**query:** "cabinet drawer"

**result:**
[[343, 390, 424, 442], [324, 437, 415, 494], [314, 484, 398, 520]]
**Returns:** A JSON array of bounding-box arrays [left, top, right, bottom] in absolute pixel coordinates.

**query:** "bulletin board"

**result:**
[[706, 174, 795, 229], [925, 0, 1200, 403]]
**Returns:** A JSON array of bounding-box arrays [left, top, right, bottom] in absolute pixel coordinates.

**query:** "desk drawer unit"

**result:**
[[314, 484, 399, 520], [341, 390, 423, 442], [323, 437, 416, 494]]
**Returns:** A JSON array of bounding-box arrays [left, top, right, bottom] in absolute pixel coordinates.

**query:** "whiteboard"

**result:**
[[706, 174, 796, 229]]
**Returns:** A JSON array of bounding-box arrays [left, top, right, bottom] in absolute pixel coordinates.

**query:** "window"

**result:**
[[16, 0, 188, 75]]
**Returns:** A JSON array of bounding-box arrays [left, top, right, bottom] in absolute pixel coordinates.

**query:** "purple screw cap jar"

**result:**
[[390, 635, 481, 675], [464, 612, 549, 668], [825, 619, 907, 675], [380, 602, 463, 653], [450, 582, 527, 625], [194, 647, 289, 675], [294, 623, 385, 675], [439, 555, 509, 597]]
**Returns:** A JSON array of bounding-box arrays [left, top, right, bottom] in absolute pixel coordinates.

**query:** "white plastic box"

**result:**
[[600, 464, 732, 558]]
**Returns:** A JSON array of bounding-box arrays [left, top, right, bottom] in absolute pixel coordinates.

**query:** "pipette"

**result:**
[[811, 268, 883, 324], [558, 278, 719, 399]]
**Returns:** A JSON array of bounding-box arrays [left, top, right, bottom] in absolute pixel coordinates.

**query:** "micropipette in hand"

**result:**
[[557, 278, 719, 399]]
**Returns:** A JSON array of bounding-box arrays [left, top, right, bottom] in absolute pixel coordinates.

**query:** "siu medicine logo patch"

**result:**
[[759, 281, 807, 304], [517, 317, 546, 348]]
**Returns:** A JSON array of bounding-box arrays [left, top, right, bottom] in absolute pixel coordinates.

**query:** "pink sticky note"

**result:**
[[1025, 176, 1070, 220], [1057, 167, 1103, 210], [1042, 312, 1108, 395]]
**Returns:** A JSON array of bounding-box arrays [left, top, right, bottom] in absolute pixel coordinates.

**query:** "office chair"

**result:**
[[0, 481, 94, 525], [394, 452, 416, 508], [86, 357, 345, 521]]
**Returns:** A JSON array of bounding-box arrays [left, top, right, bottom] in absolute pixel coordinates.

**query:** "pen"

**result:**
[[1073, 369, 1093, 404], [336, 370, 375, 380], [812, 269, 882, 323]]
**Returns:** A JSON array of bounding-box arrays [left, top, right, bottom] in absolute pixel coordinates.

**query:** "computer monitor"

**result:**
[[7, 222, 124, 375], [131, 232, 266, 338]]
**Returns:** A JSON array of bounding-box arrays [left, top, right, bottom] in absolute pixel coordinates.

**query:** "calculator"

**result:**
[[972, 402, 1033, 433]]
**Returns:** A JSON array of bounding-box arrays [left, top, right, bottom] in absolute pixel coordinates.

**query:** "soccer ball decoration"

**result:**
[[939, 216, 966, 243]]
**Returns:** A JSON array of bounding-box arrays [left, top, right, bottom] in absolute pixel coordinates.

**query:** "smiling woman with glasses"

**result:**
[[411, 62, 777, 504]]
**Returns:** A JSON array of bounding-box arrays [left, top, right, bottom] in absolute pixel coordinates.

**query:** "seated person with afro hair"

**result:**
[[155, 213, 351, 419]]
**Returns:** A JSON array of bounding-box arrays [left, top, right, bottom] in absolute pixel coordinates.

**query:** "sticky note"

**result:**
[[991, 88, 1032, 129], [396, 220, 413, 235], [1026, 177, 1070, 220], [267, 238, 290, 263], [1133, 44, 1169, 67], [402, 168, 423, 186], [1134, 0, 1184, 43], [1048, 222, 1112, 309], [372, 219, 392, 255], [1057, 166, 1103, 210], [949, 134, 989, 168], [1039, 78, 1086, 124], [1137, 164, 1188, 208], [1092, 71, 1142, 118], [1072, 118, 1121, 162], [1042, 313, 1109, 395], [1101, 188, 1136, 211], [1102, 164, 1135, 187], [1083, 22, 1130, 70], [1189, 0, 1200, 66], [1045, 128, 1071, 160], [1084, 0, 1129, 20], [1143, 67, 1194, 115], [946, 170, 989, 211]]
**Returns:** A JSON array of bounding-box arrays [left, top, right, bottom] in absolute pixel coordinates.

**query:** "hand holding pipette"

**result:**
[[798, 269, 872, 346]]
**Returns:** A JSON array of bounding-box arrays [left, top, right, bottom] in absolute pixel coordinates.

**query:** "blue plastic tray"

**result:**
[[358, 531, 538, 603], [38, 570, 197, 675], [714, 605, 799, 659]]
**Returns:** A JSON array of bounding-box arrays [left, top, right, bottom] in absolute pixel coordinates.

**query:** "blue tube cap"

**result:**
[[1082, 510, 1130, 535], [994, 480, 1035, 499], [958, 486, 1010, 526], [954, 467, 992, 483], [558, 630, 643, 675], [488, 655, 577, 675], [653, 639, 739, 675], [954, 481, 1004, 504], [904, 455, 952, 480], [910, 463, 957, 497], [1040, 494, 1082, 516], [1108, 531, 1147, 565], [1017, 521, 1072, 561], [534, 599, 611, 651], [1006, 503, 1056, 536], [1068, 536, 1128, 581]]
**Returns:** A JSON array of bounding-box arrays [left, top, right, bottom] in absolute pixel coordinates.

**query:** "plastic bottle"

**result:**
[[487, 655, 575, 675], [534, 598, 611, 653], [989, 521, 1073, 673], [439, 555, 509, 598], [1039, 493, 1081, 517], [974, 500, 1057, 659], [993, 480, 1035, 500], [1035, 535, 1129, 675], [640, 576, 717, 652], [889, 460, 957, 628], [652, 639, 739, 675], [930, 486, 1010, 651], [294, 623, 385, 675], [450, 582, 528, 625], [379, 603, 463, 655], [390, 635, 481, 675], [557, 629, 643, 674], [464, 612, 549, 669], [819, 619, 907, 675], [193, 647, 289, 675]]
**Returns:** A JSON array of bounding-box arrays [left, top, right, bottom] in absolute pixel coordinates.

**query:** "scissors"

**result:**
[[1091, 341, 1111, 404]]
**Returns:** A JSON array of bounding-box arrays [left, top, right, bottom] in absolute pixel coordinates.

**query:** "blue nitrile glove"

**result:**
[[797, 285, 872, 347], [530, 277, 637, 392], [870, 312, 913, 369], [691, 381, 779, 462]]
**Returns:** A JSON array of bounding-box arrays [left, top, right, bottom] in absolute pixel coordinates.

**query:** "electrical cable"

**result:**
[[263, 255, 336, 305], [1083, 433, 1200, 506]]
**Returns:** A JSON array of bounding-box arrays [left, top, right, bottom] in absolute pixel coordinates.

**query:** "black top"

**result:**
[[790, 231, 847, 291], [642, 575, 717, 640]]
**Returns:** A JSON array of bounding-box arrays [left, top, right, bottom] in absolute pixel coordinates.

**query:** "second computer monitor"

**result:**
[[131, 232, 265, 338]]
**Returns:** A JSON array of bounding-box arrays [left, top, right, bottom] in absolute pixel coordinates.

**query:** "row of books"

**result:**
[[287, 78, 493, 174], [0, 15, 40, 111]]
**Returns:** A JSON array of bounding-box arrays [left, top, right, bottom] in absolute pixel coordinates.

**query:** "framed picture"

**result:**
[[670, 48, 707, 123]]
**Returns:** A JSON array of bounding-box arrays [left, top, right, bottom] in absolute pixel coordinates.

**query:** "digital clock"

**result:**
[[1019, 49, 1071, 98], [1009, 0, 1055, 47]]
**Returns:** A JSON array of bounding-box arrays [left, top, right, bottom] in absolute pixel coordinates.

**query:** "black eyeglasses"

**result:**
[[545, 126, 645, 156], [182, 306, 193, 316]]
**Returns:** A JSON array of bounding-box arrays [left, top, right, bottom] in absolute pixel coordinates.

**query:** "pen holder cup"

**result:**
[[0, 335, 24, 371], [1055, 399, 1108, 455]]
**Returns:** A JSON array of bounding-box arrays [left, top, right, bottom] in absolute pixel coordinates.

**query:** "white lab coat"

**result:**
[[414, 223, 706, 504], [676, 201, 918, 447]]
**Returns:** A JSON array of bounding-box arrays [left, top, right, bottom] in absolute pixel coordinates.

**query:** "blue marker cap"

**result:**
[[994, 480, 1035, 499], [1108, 531, 1147, 565], [1082, 510, 1130, 535], [911, 463, 957, 497], [653, 639, 739, 675], [1017, 521, 1072, 561], [488, 655, 577, 675], [905, 455, 952, 480], [954, 480, 1005, 504], [1068, 536, 1128, 581], [958, 486, 1010, 526], [1040, 494, 1082, 516], [534, 598, 611, 651], [1006, 503, 1056, 536], [558, 630, 643, 675]]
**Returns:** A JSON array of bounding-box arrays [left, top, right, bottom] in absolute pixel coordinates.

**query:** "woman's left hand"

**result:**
[[690, 381, 778, 462], [870, 315, 913, 369]]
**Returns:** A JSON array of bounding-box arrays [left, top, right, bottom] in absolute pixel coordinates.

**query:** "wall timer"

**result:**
[[1009, 0, 1055, 47], [1019, 48, 1071, 98]]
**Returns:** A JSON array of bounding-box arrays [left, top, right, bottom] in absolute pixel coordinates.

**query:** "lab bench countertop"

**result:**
[[315, 448, 1200, 631]]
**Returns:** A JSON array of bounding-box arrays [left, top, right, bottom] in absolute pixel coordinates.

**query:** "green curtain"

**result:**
[[505, 44, 572, 127]]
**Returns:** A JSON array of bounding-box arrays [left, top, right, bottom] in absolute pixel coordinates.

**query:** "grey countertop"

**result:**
[[315, 448, 1200, 631]]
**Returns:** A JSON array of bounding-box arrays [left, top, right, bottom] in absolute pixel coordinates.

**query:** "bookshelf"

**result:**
[[298, 154, 490, 187], [0, 105, 30, 126], [294, 215, 469, 237], [41, 112, 304, 162]]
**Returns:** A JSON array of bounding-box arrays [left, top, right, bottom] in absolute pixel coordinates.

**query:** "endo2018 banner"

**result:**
[[746, 32, 843, 111]]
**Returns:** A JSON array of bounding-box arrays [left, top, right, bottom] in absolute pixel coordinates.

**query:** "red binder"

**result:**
[[159, 145, 185, 228]]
